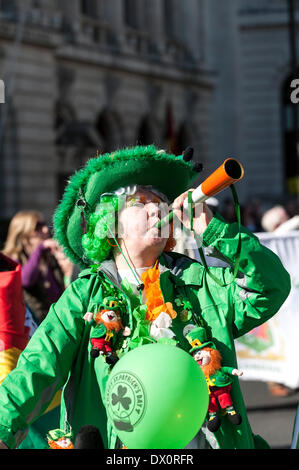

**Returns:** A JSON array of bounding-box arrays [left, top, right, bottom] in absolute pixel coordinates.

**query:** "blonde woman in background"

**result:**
[[2, 211, 73, 324]]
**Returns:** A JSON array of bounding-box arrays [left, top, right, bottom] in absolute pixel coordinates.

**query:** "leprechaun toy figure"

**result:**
[[187, 327, 243, 433], [0, 145, 291, 450], [47, 429, 74, 449], [83, 296, 131, 364]]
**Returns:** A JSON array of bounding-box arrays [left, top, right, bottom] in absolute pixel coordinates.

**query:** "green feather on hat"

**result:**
[[53, 145, 201, 268]]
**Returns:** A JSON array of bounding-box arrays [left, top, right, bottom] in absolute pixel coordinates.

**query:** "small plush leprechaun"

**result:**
[[47, 429, 74, 449], [187, 326, 243, 433], [83, 296, 131, 366]]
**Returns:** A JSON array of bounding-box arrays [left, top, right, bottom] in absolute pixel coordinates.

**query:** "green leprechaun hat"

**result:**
[[186, 326, 216, 354], [47, 428, 73, 442], [100, 296, 126, 313], [53, 145, 201, 267]]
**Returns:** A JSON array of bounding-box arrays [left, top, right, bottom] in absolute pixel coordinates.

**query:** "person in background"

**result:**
[[271, 213, 299, 234], [261, 205, 289, 233], [220, 197, 238, 224], [2, 211, 73, 324], [0, 252, 29, 384], [242, 199, 263, 233]]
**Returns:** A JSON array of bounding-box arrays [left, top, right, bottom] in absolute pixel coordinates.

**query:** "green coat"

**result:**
[[90, 322, 108, 339], [0, 214, 291, 449], [206, 367, 235, 389]]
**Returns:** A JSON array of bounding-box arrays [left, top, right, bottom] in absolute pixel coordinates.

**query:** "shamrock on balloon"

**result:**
[[111, 385, 132, 411]]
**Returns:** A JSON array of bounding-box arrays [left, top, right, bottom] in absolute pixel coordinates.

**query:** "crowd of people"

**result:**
[[219, 196, 299, 235]]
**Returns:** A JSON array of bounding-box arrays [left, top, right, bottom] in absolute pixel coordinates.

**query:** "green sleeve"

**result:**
[[221, 366, 234, 375], [0, 276, 91, 449], [202, 212, 291, 338]]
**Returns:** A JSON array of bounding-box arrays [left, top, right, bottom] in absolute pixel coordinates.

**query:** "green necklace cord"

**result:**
[[188, 185, 242, 287], [106, 225, 144, 300]]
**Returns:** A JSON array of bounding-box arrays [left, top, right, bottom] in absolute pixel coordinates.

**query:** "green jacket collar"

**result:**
[[78, 252, 204, 288]]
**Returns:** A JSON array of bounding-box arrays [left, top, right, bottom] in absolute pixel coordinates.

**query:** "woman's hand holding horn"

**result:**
[[172, 189, 213, 236]]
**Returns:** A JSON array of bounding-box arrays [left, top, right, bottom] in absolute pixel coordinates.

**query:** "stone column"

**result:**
[[203, 0, 242, 173], [102, 0, 125, 48], [174, 0, 202, 63], [143, 0, 164, 54]]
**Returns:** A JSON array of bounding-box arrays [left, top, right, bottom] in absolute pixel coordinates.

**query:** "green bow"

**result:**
[[47, 429, 73, 441]]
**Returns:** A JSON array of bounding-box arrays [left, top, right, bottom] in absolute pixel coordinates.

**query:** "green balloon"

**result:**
[[105, 343, 209, 449]]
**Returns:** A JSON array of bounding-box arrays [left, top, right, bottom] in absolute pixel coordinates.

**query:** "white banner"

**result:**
[[235, 231, 299, 389]]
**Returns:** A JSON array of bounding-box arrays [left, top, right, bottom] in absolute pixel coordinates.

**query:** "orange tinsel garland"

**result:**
[[140, 262, 177, 322]]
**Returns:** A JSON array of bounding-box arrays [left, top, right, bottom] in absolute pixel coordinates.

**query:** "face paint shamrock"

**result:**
[[111, 385, 132, 411]]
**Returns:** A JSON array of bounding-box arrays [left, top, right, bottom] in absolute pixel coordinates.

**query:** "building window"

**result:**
[[95, 108, 124, 153], [31, 0, 41, 7], [163, 0, 175, 39], [124, 0, 138, 29], [0, 0, 17, 18], [80, 0, 98, 18]]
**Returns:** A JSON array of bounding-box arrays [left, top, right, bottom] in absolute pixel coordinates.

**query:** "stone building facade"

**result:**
[[0, 0, 214, 228], [1, 0, 299, 237], [205, 0, 299, 205]]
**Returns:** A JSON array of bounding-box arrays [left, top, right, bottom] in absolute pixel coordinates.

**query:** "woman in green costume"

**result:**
[[0, 145, 291, 449]]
